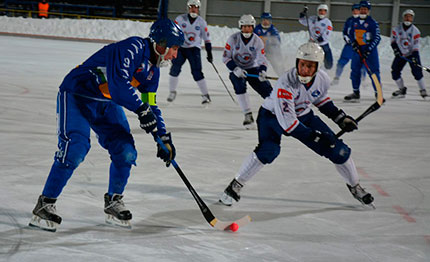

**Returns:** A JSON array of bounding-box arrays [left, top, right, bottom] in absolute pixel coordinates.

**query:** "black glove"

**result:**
[[156, 133, 176, 167], [135, 104, 157, 133], [207, 50, 213, 63], [334, 110, 358, 132], [317, 35, 324, 43], [299, 6, 308, 18], [351, 41, 360, 53], [391, 42, 401, 57], [362, 49, 371, 60], [310, 130, 336, 148]]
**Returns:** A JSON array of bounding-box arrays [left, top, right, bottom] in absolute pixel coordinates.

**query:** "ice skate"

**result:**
[[344, 91, 360, 102], [104, 193, 132, 228], [29, 195, 62, 232], [420, 89, 427, 99], [347, 184, 375, 209], [201, 94, 211, 107], [243, 112, 255, 129], [331, 77, 339, 85], [392, 87, 407, 98], [167, 91, 177, 102], [219, 179, 243, 206]]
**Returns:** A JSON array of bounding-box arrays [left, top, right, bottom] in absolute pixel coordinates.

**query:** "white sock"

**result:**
[[169, 76, 179, 93], [417, 78, 426, 90], [395, 78, 404, 89], [335, 156, 359, 186], [196, 79, 209, 95], [235, 152, 264, 185], [236, 93, 251, 114]]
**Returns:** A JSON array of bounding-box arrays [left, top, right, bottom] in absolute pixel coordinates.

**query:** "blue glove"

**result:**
[[156, 133, 176, 167], [136, 104, 157, 133], [310, 130, 336, 148], [317, 35, 324, 43]]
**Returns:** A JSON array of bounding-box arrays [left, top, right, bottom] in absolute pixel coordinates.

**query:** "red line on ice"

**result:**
[[392, 205, 416, 223]]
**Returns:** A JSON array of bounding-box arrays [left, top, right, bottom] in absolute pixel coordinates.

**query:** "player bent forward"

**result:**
[[28, 19, 184, 232], [219, 42, 374, 208]]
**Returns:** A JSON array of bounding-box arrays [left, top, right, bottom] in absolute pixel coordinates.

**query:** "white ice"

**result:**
[[1, 18, 430, 262]]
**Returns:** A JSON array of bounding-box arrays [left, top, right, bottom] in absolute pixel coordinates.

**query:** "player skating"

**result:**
[[29, 19, 184, 232], [391, 9, 427, 99], [219, 42, 374, 208], [167, 0, 213, 105], [223, 14, 272, 129], [344, 0, 381, 102], [299, 4, 333, 70], [331, 3, 366, 85]]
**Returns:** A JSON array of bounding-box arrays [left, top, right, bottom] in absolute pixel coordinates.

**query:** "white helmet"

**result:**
[[187, 0, 201, 8], [402, 9, 415, 17], [317, 4, 328, 19], [296, 42, 325, 84], [238, 14, 256, 28]]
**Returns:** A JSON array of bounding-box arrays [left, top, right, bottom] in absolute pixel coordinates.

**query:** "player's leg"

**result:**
[[229, 72, 254, 128], [92, 102, 137, 228], [321, 43, 333, 70], [168, 48, 186, 102], [391, 56, 408, 98], [333, 44, 352, 84], [246, 67, 273, 99], [188, 47, 211, 104], [219, 107, 283, 205], [409, 53, 427, 98], [345, 52, 362, 102], [29, 91, 91, 231]]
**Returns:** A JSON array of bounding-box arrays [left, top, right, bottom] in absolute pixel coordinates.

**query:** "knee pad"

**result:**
[[254, 142, 280, 164], [327, 141, 351, 164], [108, 135, 137, 167], [55, 134, 90, 169]]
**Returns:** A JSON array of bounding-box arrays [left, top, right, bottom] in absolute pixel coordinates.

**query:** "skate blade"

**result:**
[[105, 214, 132, 229], [391, 95, 405, 99], [28, 215, 59, 232], [243, 123, 256, 130], [343, 99, 360, 103], [218, 193, 233, 206], [202, 102, 211, 109]]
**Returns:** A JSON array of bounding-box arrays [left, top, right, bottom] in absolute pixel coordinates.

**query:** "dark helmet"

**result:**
[[260, 12, 272, 20], [359, 0, 371, 10], [149, 18, 184, 48], [352, 3, 360, 10]]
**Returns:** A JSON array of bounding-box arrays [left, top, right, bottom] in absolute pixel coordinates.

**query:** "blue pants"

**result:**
[[350, 49, 380, 92], [336, 44, 366, 79], [391, 53, 423, 81], [169, 47, 204, 81], [229, 67, 272, 98], [254, 108, 351, 165], [321, 43, 333, 70], [42, 91, 137, 198]]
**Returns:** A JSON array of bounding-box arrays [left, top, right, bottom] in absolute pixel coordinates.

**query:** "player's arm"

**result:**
[[255, 37, 268, 80], [318, 98, 358, 133], [201, 20, 213, 63], [390, 28, 402, 56], [366, 20, 381, 53]]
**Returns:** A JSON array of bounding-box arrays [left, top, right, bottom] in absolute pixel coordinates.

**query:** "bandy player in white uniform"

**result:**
[[391, 9, 427, 99], [299, 4, 333, 69], [223, 14, 272, 128], [167, 0, 213, 105], [219, 42, 374, 208]]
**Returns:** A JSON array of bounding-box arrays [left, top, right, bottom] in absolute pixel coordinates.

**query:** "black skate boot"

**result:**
[[219, 179, 243, 206], [201, 94, 211, 106], [104, 193, 132, 228], [420, 89, 427, 99], [243, 112, 254, 129], [347, 184, 375, 208], [29, 195, 62, 232], [392, 87, 407, 98], [344, 91, 360, 102], [167, 91, 177, 102]]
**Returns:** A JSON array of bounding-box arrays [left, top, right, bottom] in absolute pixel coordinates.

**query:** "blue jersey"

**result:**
[[254, 24, 281, 42], [342, 16, 355, 44], [347, 16, 381, 52], [59, 36, 167, 134]]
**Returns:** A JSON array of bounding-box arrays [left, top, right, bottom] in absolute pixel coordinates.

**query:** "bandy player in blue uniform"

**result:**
[[391, 9, 427, 99], [344, 0, 381, 102], [332, 3, 366, 85], [28, 19, 185, 232], [167, 0, 213, 105], [299, 4, 333, 70], [223, 14, 272, 128], [219, 42, 374, 208], [254, 12, 281, 46]]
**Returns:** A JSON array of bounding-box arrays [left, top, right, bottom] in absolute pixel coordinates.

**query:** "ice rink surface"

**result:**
[[1, 35, 430, 262]]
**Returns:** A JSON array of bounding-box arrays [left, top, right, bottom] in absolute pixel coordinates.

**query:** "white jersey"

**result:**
[[223, 32, 268, 70], [175, 14, 211, 49], [262, 68, 332, 134], [299, 16, 333, 46], [391, 23, 420, 56]]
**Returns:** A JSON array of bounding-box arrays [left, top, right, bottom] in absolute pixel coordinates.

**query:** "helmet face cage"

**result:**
[[317, 4, 328, 19], [295, 42, 325, 84], [238, 14, 256, 28], [402, 9, 415, 18]]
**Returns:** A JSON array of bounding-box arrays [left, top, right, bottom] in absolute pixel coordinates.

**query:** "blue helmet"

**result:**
[[260, 12, 272, 20], [359, 0, 371, 10], [149, 19, 184, 48], [352, 3, 360, 10]]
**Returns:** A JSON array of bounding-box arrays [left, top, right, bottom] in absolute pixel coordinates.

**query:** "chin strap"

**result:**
[[153, 42, 171, 67]]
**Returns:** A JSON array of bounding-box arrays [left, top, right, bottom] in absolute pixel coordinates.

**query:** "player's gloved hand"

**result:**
[[233, 67, 247, 78], [310, 130, 336, 148], [351, 41, 360, 53], [317, 35, 324, 43], [135, 104, 157, 133], [258, 70, 267, 81], [334, 110, 358, 132], [300, 6, 308, 18], [343, 35, 351, 44], [207, 50, 213, 63], [362, 49, 371, 60], [156, 133, 176, 167], [391, 43, 401, 57]]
